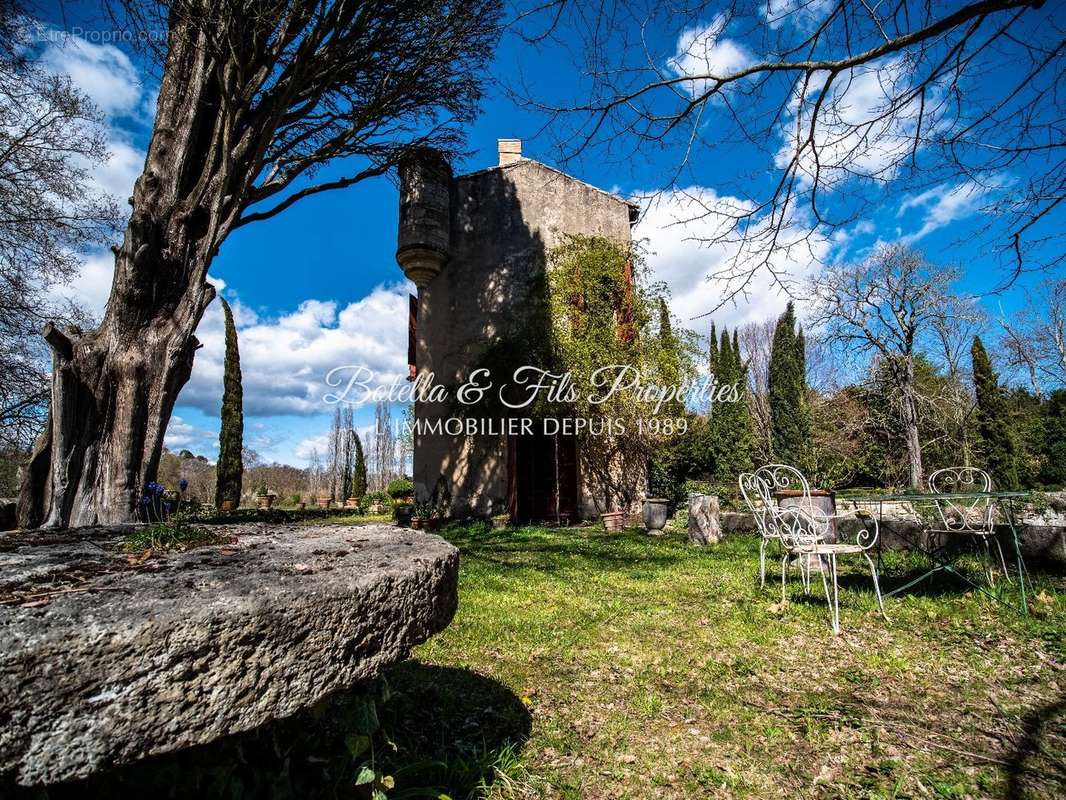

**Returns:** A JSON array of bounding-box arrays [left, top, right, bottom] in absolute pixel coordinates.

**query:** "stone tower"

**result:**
[[396, 139, 638, 521]]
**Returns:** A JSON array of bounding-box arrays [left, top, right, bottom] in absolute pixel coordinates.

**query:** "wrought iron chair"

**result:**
[[926, 467, 1011, 585], [742, 464, 889, 634], [739, 465, 823, 593]]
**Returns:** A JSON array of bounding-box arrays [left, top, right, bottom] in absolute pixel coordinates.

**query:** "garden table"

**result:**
[[845, 491, 1031, 615]]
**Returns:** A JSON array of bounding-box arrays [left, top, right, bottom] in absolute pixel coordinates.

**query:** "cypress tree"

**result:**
[[351, 433, 368, 499], [1040, 390, 1066, 486], [971, 336, 1019, 489], [215, 299, 244, 507], [708, 325, 754, 481], [769, 301, 810, 465]]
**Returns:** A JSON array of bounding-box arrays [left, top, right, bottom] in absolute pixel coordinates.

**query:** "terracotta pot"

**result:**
[[642, 499, 669, 533], [369, 503, 386, 514], [411, 517, 425, 530], [601, 511, 625, 531], [316, 496, 331, 509], [220, 499, 237, 512], [256, 494, 275, 509], [344, 498, 360, 509], [296, 502, 306, 511]]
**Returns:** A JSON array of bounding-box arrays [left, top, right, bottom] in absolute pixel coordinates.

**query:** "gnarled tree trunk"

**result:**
[[19, 21, 227, 528]]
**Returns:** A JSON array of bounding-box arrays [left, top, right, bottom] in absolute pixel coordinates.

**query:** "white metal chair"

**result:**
[[742, 464, 889, 634], [926, 467, 1011, 585], [739, 465, 824, 594]]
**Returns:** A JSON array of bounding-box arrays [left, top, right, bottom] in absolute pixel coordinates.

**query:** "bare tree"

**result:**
[[999, 277, 1066, 396], [517, 0, 1063, 304], [807, 244, 981, 488], [20, 0, 501, 527], [0, 6, 119, 454]]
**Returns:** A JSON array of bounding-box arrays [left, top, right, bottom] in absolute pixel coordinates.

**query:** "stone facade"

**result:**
[[397, 141, 638, 520]]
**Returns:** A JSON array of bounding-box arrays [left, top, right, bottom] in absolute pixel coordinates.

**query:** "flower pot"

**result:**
[[369, 503, 386, 515], [642, 498, 669, 533], [395, 505, 413, 525], [296, 502, 306, 511], [411, 517, 425, 530], [220, 499, 237, 512], [491, 513, 510, 530], [344, 498, 360, 509], [316, 496, 331, 509], [257, 494, 274, 509], [601, 511, 625, 531]]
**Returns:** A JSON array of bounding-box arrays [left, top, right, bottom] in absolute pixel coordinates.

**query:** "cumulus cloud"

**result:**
[[164, 415, 217, 451], [775, 58, 930, 192], [178, 282, 414, 417], [38, 30, 150, 206], [636, 186, 830, 331], [668, 14, 753, 97]]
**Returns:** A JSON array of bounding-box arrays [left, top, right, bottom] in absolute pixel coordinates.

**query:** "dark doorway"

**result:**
[[508, 433, 578, 524]]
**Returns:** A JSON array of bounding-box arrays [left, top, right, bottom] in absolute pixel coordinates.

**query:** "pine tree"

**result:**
[[971, 336, 1019, 489], [351, 433, 368, 500], [708, 325, 754, 481], [215, 299, 244, 507], [768, 301, 810, 465]]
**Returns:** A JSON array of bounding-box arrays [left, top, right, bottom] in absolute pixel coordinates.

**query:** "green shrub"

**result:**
[[386, 477, 414, 499]]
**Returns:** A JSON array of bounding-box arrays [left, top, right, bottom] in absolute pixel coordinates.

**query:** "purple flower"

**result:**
[[141, 496, 150, 506], [179, 479, 188, 491]]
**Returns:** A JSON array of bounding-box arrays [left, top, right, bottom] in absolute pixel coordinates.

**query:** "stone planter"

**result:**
[[491, 513, 510, 530], [316, 496, 331, 509], [642, 498, 669, 533], [344, 498, 360, 509], [369, 503, 387, 515], [774, 489, 837, 542], [296, 502, 306, 511], [220, 499, 237, 512], [395, 505, 413, 526], [601, 511, 625, 531], [256, 494, 275, 510]]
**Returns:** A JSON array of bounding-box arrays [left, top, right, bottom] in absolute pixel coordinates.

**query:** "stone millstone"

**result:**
[[0, 524, 459, 786]]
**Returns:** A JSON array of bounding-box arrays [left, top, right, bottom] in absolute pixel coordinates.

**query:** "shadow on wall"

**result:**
[[417, 165, 550, 517], [2, 664, 532, 799]]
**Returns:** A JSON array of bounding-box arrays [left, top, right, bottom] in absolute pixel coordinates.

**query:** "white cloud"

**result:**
[[164, 415, 217, 451], [775, 58, 930, 191], [896, 181, 995, 244], [761, 0, 835, 31], [636, 186, 830, 332], [669, 15, 753, 98], [49, 249, 114, 320], [39, 33, 144, 118], [38, 29, 150, 205], [178, 282, 415, 417]]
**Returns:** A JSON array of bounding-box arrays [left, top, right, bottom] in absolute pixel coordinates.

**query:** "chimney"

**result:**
[[498, 138, 522, 166]]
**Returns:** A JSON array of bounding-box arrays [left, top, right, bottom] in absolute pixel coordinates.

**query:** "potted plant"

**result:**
[[220, 498, 237, 512], [642, 498, 669, 534], [344, 494, 360, 509], [600, 510, 626, 531], [256, 485, 275, 509], [315, 491, 332, 509], [410, 499, 432, 529]]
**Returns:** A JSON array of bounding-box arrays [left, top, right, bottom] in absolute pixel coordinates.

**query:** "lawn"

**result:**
[[380, 522, 1066, 799]]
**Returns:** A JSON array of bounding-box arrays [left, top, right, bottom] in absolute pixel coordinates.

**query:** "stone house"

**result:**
[[396, 139, 639, 522]]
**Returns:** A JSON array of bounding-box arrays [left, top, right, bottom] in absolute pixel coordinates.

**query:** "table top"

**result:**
[[845, 491, 1031, 503]]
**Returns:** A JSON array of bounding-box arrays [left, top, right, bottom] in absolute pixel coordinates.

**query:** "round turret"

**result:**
[[396, 148, 452, 287]]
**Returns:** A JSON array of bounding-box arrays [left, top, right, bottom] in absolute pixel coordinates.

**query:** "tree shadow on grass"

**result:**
[[379, 661, 533, 795], [1004, 693, 1066, 798], [2, 664, 530, 800]]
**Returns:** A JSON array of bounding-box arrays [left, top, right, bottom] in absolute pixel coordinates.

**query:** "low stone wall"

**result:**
[[720, 509, 1066, 563], [0, 524, 459, 786]]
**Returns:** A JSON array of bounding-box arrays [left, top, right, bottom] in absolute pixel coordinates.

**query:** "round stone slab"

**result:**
[[0, 524, 458, 786]]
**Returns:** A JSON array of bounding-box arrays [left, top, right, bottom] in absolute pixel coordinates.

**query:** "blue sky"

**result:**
[[30, 2, 1064, 466]]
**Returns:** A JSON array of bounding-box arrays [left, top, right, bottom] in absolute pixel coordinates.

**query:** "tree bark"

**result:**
[[900, 358, 923, 490], [19, 20, 226, 528]]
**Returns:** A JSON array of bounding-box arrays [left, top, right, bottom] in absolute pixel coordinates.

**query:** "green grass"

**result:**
[[390, 522, 1066, 799]]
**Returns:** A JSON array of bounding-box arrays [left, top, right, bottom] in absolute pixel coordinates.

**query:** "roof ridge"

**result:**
[[455, 158, 638, 211]]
